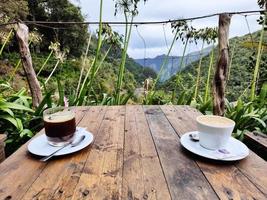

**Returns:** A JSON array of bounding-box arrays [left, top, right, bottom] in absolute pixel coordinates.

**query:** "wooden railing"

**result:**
[[0, 134, 6, 163]]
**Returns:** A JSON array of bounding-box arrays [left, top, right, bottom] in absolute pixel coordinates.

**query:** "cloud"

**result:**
[[72, 0, 262, 59]]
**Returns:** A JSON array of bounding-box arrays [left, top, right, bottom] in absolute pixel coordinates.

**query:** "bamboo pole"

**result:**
[[15, 22, 42, 108], [212, 14, 232, 116]]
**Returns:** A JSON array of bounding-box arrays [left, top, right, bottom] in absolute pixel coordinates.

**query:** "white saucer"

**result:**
[[28, 127, 94, 156], [180, 131, 249, 161]]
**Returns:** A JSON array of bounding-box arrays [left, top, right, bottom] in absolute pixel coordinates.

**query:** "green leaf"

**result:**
[[0, 108, 14, 117], [0, 102, 33, 112], [16, 118, 23, 132], [20, 129, 33, 137], [176, 91, 186, 105], [236, 98, 243, 112], [34, 91, 53, 116], [252, 117, 266, 128], [5, 139, 14, 144], [120, 92, 132, 105], [0, 114, 20, 129], [258, 83, 267, 107]]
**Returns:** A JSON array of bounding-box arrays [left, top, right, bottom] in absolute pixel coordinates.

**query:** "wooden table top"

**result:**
[[0, 105, 267, 200]]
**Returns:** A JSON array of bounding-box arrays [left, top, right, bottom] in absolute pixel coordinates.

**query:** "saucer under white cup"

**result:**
[[181, 131, 249, 161], [28, 127, 94, 156]]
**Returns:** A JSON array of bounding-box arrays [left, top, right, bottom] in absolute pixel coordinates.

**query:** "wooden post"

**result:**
[[212, 14, 232, 116], [0, 134, 6, 163], [15, 23, 42, 108]]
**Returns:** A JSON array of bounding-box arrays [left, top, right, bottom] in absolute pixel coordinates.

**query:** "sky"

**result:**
[[71, 0, 261, 59]]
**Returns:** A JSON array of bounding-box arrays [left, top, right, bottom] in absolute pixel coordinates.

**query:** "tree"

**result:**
[[27, 0, 88, 57], [0, 0, 28, 20]]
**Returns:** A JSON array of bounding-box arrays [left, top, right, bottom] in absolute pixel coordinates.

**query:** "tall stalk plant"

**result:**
[[45, 49, 68, 85], [37, 42, 60, 76], [145, 28, 179, 105], [203, 28, 217, 103], [0, 29, 13, 56], [193, 27, 217, 100], [76, 0, 104, 105], [204, 44, 214, 103], [114, 0, 146, 105], [76, 34, 92, 97], [76, 23, 122, 105], [227, 40, 237, 81], [171, 21, 197, 103], [250, 24, 265, 104]]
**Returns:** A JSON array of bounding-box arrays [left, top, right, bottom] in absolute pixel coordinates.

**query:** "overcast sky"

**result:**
[[72, 0, 261, 59]]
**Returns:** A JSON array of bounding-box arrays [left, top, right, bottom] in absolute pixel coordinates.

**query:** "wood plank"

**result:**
[[0, 134, 6, 143], [162, 105, 267, 199], [21, 106, 106, 200], [71, 106, 125, 200], [234, 148, 267, 196], [0, 134, 6, 163], [0, 106, 88, 200], [122, 105, 171, 200], [144, 105, 218, 200], [245, 132, 267, 148], [244, 131, 267, 160]]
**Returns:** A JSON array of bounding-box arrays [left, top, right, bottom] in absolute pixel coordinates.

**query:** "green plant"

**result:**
[[171, 21, 197, 103], [45, 48, 68, 85], [225, 83, 267, 138], [76, 35, 92, 96], [0, 82, 35, 155], [145, 25, 180, 105], [114, 0, 144, 105], [250, 25, 265, 106], [76, 0, 105, 105], [0, 29, 13, 57], [204, 44, 215, 103], [194, 27, 217, 100], [37, 42, 60, 76]]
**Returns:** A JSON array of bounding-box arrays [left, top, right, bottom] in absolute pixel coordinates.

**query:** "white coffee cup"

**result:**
[[196, 115, 235, 150]]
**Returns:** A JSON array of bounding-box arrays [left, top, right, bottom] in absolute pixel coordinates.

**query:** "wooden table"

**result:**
[[0, 106, 267, 200]]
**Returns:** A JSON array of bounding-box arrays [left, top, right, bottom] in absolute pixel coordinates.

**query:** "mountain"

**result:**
[[135, 46, 212, 81], [162, 30, 267, 102]]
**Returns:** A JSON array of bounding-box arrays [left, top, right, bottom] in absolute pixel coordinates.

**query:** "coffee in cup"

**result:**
[[196, 115, 235, 150], [43, 107, 76, 146]]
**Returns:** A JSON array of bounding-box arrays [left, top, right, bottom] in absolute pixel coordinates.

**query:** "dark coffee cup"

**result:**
[[43, 107, 76, 146]]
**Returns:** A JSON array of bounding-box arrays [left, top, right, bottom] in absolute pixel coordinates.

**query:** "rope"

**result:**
[[243, 15, 255, 46], [0, 9, 265, 28]]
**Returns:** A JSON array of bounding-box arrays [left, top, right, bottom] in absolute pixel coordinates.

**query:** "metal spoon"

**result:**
[[40, 135, 86, 162], [189, 132, 199, 141]]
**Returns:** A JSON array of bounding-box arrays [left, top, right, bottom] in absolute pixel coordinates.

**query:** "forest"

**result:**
[[0, 0, 266, 155]]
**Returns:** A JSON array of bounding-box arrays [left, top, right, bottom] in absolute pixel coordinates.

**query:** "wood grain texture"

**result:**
[[167, 105, 267, 199], [213, 14, 232, 116], [21, 106, 106, 200], [144, 105, 218, 200], [15, 23, 42, 108], [71, 106, 125, 200], [244, 131, 267, 160], [1, 105, 267, 200], [122, 105, 171, 200], [172, 106, 267, 197], [0, 107, 87, 200], [0, 134, 6, 162]]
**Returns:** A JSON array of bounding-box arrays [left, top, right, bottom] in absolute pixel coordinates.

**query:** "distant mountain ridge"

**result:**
[[135, 46, 212, 81]]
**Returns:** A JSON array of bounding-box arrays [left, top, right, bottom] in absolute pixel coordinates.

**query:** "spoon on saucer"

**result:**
[[40, 135, 86, 162], [189, 132, 199, 141]]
